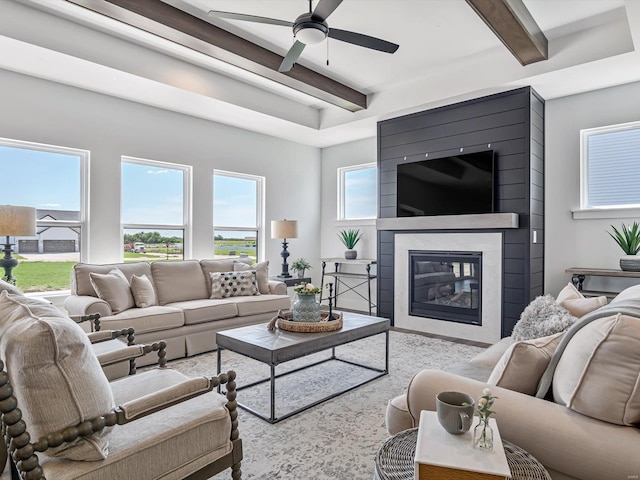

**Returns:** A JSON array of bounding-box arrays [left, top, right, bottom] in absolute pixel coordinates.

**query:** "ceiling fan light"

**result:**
[[294, 24, 327, 45]]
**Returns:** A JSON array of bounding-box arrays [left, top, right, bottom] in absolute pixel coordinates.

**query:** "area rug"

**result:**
[[165, 330, 484, 480]]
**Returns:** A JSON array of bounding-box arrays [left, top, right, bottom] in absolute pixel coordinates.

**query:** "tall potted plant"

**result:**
[[608, 222, 640, 271], [338, 229, 363, 260]]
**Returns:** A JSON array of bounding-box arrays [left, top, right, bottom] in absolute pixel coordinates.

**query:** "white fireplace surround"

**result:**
[[394, 232, 503, 344]]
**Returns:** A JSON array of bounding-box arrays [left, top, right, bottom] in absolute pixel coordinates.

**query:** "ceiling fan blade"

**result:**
[[311, 0, 343, 22], [328, 28, 399, 53], [208, 10, 293, 27], [278, 40, 306, 73]]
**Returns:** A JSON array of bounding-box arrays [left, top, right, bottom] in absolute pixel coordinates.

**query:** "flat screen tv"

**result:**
[[396, 150, 495, 217]]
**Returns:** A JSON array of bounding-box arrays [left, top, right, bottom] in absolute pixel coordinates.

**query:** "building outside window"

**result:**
[[338, 163, 377, 220], [580, 121, 640, 210], [121, 157, 191, 261], [0, 137, 88, 293], [213, 170, 264, 262]]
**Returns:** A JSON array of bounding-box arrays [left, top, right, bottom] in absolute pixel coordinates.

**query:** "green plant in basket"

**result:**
[[293, 282, 321, 295], [338, 229, 363, 249], [608, 222, 640, 255]]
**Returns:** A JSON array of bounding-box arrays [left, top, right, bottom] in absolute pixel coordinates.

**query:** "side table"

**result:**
[[373, 428, 551, 480], [270, 276, 311, 288]]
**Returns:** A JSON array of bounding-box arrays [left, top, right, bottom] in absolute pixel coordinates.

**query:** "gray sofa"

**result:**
[[64, 258, 291, 365]]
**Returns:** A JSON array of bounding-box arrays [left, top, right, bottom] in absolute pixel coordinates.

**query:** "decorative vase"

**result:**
[[620, 255, 640, 272], [473, 418, 494, 451], [345, 249, 357, 260], [292, 293, 321, 322], [296, 270, 305, 279]]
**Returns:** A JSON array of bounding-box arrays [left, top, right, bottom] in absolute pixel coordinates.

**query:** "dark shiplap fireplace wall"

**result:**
[[376, 87, 544, 337]]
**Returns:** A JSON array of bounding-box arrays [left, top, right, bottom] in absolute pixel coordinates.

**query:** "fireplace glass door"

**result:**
[[409, 251, 482, 325]]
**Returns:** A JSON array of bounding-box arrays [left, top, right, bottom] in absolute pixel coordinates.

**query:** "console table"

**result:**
[[565, 267, 640, 299], [320, 258, 376, 315]]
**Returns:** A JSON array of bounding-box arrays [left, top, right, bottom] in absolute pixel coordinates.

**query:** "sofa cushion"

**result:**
[[234, 260, 270, 294], [41, 368, 232, 480], [0, 291, 114, 460], [165, 299, 238, 325], [512, 294, 577, 341], [151, 260, 209, 305], [89, 269, 136, 314], [488, 332, 564, 395], [99, 305, 184, 334], [469, 336, 513, 368], [234, 294, 292, 317], [72, 262, 152, 297], [610, 284, 640, 304], [209, 271, 259, 299], [555, 282, 583, 303], [553, 313, 640, 426], [130, 274, 157, 308]]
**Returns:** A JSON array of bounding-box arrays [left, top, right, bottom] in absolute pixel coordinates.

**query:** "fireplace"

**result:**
[[409, 250, 482, 325]]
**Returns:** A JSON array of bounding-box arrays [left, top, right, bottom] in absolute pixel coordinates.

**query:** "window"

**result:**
[[213, 171, 263, 262], [581, 121, 640, 210], [0, 137, 88, 293], [121, 157, 191, 261], [338, 163, 377, 220]]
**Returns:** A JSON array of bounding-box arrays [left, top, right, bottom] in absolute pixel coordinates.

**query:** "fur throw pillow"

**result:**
[[512, 294, 577, 341]]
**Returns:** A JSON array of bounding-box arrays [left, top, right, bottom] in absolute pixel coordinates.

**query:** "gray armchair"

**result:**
[[0, 290, 242, 480]]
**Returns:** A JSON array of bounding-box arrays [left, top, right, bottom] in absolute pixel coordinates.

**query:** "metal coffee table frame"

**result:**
[[216, 313, 390, 424]]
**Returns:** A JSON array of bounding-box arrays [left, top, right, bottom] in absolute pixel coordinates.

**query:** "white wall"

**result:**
[[0, 69, 321, 274], [546, 80, 640, 295], [320, 137, 378, 311]]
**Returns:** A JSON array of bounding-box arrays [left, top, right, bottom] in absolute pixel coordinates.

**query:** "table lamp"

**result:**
[[0, 205, 37, 284], [271, 219, 298, 278]]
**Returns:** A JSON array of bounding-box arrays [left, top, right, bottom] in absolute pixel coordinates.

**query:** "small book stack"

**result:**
[[414, 410, 511, 480]]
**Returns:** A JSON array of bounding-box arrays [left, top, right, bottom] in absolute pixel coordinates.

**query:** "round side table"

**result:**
[[374, 428, 551, 480]]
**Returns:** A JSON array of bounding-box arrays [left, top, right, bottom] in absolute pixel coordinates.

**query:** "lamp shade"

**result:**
[[271, 220, 298, 239], [0, 205, 37, 236]]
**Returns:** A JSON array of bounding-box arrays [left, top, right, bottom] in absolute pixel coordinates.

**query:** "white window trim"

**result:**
[[213, 169, 265, 261], [337, 162, 377, 221], [577, 120, 640, 218], [121, 156, 192, 259], [0, 136, 90, 262]]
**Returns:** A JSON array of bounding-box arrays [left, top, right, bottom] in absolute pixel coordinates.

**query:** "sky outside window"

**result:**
[[122, 162, 184, 225], [344, 166, 377, 219], [213, 174, 258, 229], [0, 145, 80, 209]]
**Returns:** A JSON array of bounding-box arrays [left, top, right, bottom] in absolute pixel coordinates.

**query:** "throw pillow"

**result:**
[[130, 274, 157, 308], [0, 279, 23, 296], [487, 332, 564, 395], [610, 284, 640, 304], [89, 268, 135, 314], [234, 260, 269, 294], [511, 294, 577, 341], [559, 296, 607, 317], [552, 313, 640, 426], [210, 271, 259, 299], [555, 282, 583, 304], [0, 291, 114, 460]]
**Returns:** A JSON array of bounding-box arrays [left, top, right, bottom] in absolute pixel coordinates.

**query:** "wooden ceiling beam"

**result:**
[[465, 0, 548, 65], [66, 0, 367, 111]]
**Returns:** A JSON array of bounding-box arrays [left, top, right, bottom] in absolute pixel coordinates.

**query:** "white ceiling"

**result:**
[[2, 0, 639, 147]]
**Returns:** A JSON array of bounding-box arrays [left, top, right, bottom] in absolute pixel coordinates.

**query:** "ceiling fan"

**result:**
[[208, 0, 399, 73]]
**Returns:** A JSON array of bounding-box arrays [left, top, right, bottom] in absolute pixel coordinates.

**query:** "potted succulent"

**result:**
[[291, 258, 312, 278], [608, 222, 640, 271], [338, 229, 364, 260]]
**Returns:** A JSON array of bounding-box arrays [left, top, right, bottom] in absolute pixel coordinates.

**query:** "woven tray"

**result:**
[[276, 311, 343, 333]]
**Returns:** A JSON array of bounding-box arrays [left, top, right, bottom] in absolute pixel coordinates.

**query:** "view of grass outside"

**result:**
[[14, 258, 76, 293]]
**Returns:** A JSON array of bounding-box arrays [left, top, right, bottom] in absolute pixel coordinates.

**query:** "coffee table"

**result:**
[[216, 312, 390, 423], [374, 428, 551, 480]]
